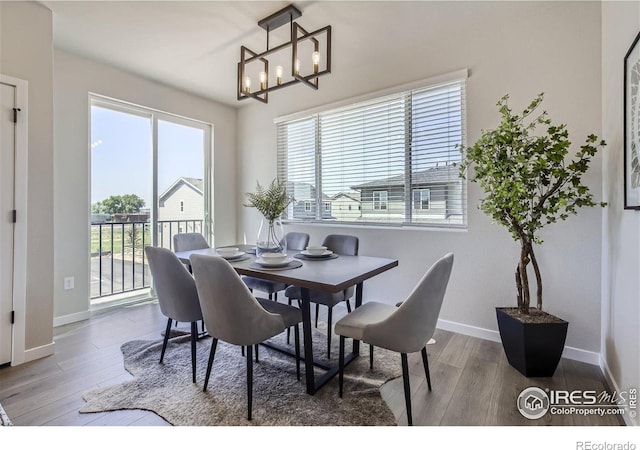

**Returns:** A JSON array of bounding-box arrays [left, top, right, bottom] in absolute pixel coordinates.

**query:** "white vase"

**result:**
[[256, 217, 287, 258]]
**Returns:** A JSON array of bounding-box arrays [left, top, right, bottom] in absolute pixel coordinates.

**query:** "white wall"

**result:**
[[54, 49, 237, 322], [238, 1, 604, 355], [601, 1, 640, 425], [0, 2, 54, 354]]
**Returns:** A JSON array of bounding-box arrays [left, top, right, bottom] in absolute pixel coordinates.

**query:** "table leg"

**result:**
[[352, 282, 363, 354], [300, 287, 316, 395]]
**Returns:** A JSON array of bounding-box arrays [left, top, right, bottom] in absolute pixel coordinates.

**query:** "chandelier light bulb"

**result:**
[[244, 76, 251, 93], [295, 59, 300, 75], [276, 65, 283, 85], [312, 51, 320, 73], [259, 71, 267, 90]]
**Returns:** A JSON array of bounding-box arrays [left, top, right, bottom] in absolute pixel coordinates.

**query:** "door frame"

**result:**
[[0, 74, 28, 366]]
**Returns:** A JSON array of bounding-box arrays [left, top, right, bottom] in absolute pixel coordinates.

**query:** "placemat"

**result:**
[[294, 253, 339, 261], [222, 253, 252, 262], [249, 260, 303, 271]]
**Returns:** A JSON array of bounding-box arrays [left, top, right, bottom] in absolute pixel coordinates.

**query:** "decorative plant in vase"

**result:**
[[458, 93, 606, 376], [244, 178, 294, 257]]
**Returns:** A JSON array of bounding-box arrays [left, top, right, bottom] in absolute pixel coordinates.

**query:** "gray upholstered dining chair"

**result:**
[[145, 246, 204, 383], [189, 253, 303, 421], [334, 252, 453, 426], [242, 231, 309, 301], [284, 234, 359, 359], [173, 232, 209, 253]]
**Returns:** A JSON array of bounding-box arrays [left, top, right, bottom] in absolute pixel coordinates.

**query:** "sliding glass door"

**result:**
[[90, 96, 212, 305]]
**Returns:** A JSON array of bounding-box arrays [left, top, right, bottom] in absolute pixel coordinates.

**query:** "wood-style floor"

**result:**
[[0, 300, 624, 426]]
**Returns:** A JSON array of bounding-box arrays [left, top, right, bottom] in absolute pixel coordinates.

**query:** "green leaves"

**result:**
[[458, 93, 606, 245], [244, 178, 294, 222]]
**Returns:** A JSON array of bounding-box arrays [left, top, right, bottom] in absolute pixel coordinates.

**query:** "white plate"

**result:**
[[217, 251, 245, 260], [301, 250, 334, 257], [255, 256, 294, 267]]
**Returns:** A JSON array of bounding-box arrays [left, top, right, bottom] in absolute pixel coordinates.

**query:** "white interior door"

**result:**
[[0, 81, 16, 365]]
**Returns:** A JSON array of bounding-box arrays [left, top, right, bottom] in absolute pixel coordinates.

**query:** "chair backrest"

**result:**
[[145, 246, 203, 323], [363, 253, 454, 354], [285, 232, 310, 252], [173, 233, 209, 252], [190, 254, 285, 346], [322, 234, 359, 256]]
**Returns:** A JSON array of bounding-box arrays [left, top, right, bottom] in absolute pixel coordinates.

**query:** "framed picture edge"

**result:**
[[624, 30, 640, 210]]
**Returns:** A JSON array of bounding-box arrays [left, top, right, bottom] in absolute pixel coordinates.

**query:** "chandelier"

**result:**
[[237, 4, 332, 104]]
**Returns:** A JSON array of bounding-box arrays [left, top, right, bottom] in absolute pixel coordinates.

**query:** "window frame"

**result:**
[[413, 189, 431, 210], [275, 69, 468, 230], [373, 191, 388, 211]]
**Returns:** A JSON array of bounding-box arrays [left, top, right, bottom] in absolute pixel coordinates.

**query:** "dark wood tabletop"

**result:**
[[175, 246, 398, 294]]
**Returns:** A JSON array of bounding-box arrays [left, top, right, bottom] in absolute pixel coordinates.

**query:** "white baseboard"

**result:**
[[53, 310, 90, 327], [21, 341, 55, 364], [600, 356, 637, 427], [436, 318, 600, 365]]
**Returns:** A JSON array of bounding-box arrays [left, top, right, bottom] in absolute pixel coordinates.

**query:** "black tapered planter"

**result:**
[[496, 307, 568, 377]]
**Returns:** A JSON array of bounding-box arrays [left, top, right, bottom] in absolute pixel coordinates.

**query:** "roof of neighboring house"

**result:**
[[287, 181, 332, 201], [350, 165, 459, 190], [159, 177, 203, 201], [331, 191, 361, 203]]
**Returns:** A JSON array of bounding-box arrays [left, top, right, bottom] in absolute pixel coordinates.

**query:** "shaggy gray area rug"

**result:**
[[0, 402, 11, 426], [80, 326, 403, 426]]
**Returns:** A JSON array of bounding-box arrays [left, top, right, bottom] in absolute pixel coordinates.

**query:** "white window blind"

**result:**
[[277, 78, 466, 227]]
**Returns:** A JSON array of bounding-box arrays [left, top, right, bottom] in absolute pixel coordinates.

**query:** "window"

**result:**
[[276, 74, 466, 227], [413, 189, 431, 210], [323, 202, 331, 212], [373, 191, 388, 210], [180, 200, 184, 212], [304, 201, 311, 212]]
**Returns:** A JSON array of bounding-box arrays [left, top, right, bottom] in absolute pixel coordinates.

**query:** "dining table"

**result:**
[[174, 244, 398, 395]]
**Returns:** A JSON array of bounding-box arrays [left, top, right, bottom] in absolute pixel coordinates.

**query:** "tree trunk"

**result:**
[[529, 244, 543, 311], [515, 264, 523, 310], [518, 239, 531, 314]]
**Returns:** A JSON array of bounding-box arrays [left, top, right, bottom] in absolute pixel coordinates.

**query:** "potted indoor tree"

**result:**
[[458, 93, 606, 377], [244, 178, 294, 257]]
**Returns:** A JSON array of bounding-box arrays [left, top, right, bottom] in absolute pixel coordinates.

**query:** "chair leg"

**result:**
[[190, 322, 197, 383], [327, 307, 333, 359], [346, 299, 352, 313], [339, 335, 345, 397], [203, 338, 218, 392], [275, 292, 278, 302], [315, 303, 319, 328], [268, 293, 272, 301], [160, 318, 172, 363], [241, 347, 245, 357], [370, 344, 374, 369], [255, 344, 259, 362], [401, 353, 413, 426], [294, 324, 301, 381], [287, 327, 291, 345], [421, 347, 432, 391], [246, 345, 253, 421]]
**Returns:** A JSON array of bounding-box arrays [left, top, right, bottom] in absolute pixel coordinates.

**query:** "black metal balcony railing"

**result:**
[[90, 219, 203, 299]]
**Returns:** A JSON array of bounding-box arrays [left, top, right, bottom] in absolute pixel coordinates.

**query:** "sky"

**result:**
[[90, 105, 205, 208]]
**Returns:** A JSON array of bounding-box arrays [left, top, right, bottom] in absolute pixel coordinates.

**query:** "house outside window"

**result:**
[[413, 189, 431, 210], [276, 71, 467, 228], [373, 191, 388, 210]]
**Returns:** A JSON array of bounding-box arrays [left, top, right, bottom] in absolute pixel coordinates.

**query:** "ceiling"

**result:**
[[43, 0, 338, 107]]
